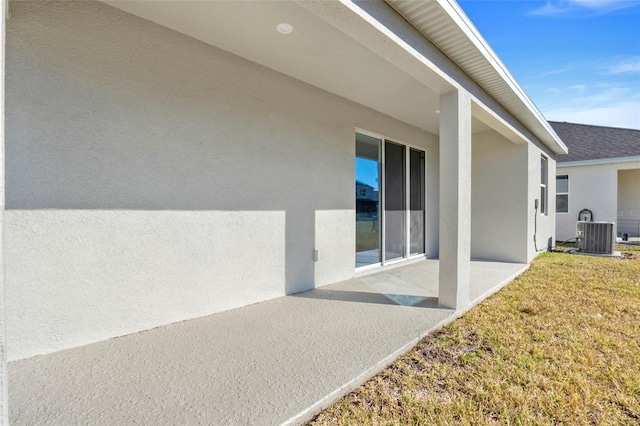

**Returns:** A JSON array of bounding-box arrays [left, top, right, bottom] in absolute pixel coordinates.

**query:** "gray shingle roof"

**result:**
[[550, 121, 640, 163]]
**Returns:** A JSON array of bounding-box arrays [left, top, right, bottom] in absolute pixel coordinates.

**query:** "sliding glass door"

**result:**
[[355, 133, 425, 269], [384, 141, 406, 262], [409, 148, 425, 255], [355, 133, 381, 267]]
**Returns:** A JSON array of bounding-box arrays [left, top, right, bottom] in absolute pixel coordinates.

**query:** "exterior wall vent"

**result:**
[[576, 222, 616, 255]]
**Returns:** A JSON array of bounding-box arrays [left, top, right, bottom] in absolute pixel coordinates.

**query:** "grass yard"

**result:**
[[356, 220, 380, 253], [309, 245, 640, 425]]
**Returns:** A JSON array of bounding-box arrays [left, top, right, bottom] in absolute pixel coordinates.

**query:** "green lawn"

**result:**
[[356, 220, 380, 253], [309, 245, 640, 425]]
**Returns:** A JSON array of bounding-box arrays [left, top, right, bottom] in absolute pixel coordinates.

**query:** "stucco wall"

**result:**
[[470, 131, 529, 263], [467, 130, 553, 264], [0, 0, 6, 421], [555, 161, 640, 241], [526, 143, 556, 260], [618, 168, 640, 220], [5, 0, 439, 360], [555, 163, 625, 241]]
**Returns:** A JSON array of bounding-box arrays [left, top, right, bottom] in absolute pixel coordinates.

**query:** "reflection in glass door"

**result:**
[[355, 132, 426, 269], [384, 141, 406, 262], [355, 133, 381, 267], [410, 148, 425, 255]]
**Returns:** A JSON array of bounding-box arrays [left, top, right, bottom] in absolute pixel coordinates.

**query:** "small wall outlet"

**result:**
[[313, 249, 319, 262]]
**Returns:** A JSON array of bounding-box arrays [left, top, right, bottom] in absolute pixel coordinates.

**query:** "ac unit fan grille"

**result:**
[[576, 222, 615, 254]]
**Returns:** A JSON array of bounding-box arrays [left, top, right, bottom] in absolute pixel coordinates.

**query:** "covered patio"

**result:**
[[9, 259, 527, 425], [1, 0, 567, 421]]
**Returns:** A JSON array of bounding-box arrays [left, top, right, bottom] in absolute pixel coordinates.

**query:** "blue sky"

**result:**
[[355, 158, 379, 190], [457, 0, 640, 129]]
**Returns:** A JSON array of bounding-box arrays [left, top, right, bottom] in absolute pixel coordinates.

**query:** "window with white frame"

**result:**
[[556, 175, 569, 213], [540, 156, 548, 215]]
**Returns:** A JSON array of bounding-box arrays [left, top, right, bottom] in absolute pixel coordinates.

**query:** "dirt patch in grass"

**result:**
[[554, 243, 640, 260], [619, 244, 640, 259], [308, 250, 640, 426]]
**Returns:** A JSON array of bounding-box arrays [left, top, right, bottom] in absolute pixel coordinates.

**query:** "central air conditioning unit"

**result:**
[[576, 221, 616, 255]]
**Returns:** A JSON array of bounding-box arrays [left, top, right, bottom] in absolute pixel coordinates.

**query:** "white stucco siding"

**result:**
[[471, 131, 529, 263], [555, 161, 640, 241], [5, 0, 438, 360], [617, 168, 640, 219], [526, 143, 556, 260], [5, 210, 287, 360], [0, 0, 6, 421], [555, 164, 621, 241]]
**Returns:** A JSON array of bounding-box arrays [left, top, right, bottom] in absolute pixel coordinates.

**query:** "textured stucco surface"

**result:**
[[555, 161, 640, 241], [5, 0, 439, 360], [0, 211, 4, 426], [527, 143, 556, 260], [438, 90, 472, 309], [471, 131, 529, 263], [0, 0, 7, 422], [556, 164, 616, 241], [8, 259, 527, 426], [5, 210, 286, 361], [618, 168, 640, 219]]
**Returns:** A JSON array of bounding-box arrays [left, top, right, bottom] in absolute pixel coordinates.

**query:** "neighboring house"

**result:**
[[355, 181, 378, 215], [356, 181, 379, 202], [1, 0, 567, 380], [551, 122, 640, 242]]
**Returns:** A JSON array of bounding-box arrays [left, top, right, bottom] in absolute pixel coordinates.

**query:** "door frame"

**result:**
[[355, 128, 429, 271]]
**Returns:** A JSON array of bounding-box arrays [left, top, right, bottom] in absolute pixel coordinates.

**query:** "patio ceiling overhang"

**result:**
[[102, 0, 565, 153]]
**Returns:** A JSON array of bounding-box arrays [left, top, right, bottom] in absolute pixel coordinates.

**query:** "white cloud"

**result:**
[[546, 87, 561, 94], [530, 2, 568, 16], [535, 65, 580, 78], [608, 57, 640, 74], [544, 102, 640, 129], [568, 84, 587, 91], [533, 57, 638, 80], [571, 0, 636, 10], [542, 85, 639, 129], [530, 0, 639, 15], [571, 86, 633, 103]]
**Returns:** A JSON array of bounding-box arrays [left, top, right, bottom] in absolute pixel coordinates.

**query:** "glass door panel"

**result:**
[[384, 141, 406, 262], [355, 133, 381, 267], [410, 148, 425, 255]]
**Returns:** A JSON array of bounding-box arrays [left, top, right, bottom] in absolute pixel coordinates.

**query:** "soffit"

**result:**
[[104, 0, 449, 134], [385, 0, 568, 154]]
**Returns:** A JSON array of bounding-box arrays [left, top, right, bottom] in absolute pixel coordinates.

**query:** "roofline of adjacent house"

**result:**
[[385, 0, 568, 155], [548, 120, 640, 132], [557, 155, 640, 168]]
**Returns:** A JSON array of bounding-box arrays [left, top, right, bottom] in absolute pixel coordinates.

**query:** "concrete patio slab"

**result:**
[[9, 259, 527, 425]]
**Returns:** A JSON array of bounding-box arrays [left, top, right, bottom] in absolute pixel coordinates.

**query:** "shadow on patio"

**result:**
[[9, 259, 527, 425]]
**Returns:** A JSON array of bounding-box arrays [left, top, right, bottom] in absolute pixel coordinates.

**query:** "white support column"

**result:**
[[0, 0, 6, 424], [438, 90, 471, 309]]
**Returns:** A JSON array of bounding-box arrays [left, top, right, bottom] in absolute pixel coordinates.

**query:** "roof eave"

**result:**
[[557, 155, 640, 168], [385, 0, 568, 155]]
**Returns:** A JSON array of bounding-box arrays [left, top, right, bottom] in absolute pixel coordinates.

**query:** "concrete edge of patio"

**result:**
[[282, 264, 530, 426]]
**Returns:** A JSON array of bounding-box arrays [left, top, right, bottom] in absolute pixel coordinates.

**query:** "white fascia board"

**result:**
[[393, 0, 564, 155], [338, 0, 523, 145], [435, 0, 567, 155], [310, 0, 567, 154], [557, 156, 640, 168], [470, 100, 528, 145]]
